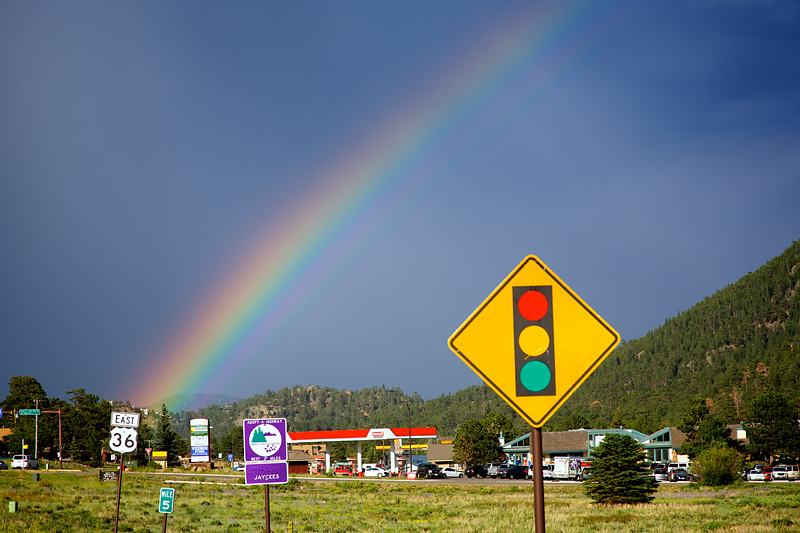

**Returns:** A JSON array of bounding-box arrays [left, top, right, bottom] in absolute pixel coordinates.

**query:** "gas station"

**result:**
[[287, 427, 437, 474]]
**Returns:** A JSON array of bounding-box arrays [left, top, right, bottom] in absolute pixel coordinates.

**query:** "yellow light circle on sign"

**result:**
[[519, 325, 550, 357]]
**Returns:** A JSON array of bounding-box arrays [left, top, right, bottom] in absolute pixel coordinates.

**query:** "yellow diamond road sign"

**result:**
[[448, 256, 620, 428]]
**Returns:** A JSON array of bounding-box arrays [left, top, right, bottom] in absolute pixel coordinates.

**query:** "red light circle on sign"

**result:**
[[518, 290, 548, 321]]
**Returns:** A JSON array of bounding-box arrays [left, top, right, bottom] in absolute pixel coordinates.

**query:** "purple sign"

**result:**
[[244, 461, 289, 485], [243, 418, 287, 463]]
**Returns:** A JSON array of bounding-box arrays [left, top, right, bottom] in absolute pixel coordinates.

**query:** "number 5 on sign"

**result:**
[[159, 488, 175, 513], [109, 427, 137, 453]]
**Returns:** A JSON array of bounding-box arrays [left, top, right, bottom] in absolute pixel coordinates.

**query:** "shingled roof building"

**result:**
[[501, 427, 689, 465]]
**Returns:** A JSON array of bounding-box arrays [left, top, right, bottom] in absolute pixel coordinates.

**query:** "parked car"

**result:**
[[486, 462, 506, 478], [11, 455, 38, 470], [653, 464, 669, 482], [441, 467, 463, 478], [363, 466, 389, 478], [772, 465, 799, 481], [747, 464, 767, 481], [497, 465, 528, 479], [541, 464, 554, 480], [668, 468, 691, 482], [0, 460, 7, 470], [415, 463, 444, 479], [579, 467, 593, 481], [465, 465, 487, 478]]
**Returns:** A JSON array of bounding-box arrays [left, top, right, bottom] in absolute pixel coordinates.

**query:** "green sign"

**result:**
[[19, 409, 40, 416], [159, 487, 175, 514]]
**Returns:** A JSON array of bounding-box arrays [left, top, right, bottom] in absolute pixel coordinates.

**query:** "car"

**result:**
[[441, 467, 463, 478], [747, 464, 767, 481], [363, 466, 389, 478], [541, 464, 554, 480], [0, 460, 7, 470], [772, 465, 799, 481], [465, 465, 487, 478], [11, 455, 38, 470], [579, 467, 593, 481], [497, 465, 528, 479], [415, 463, 444, 479], [486, 462, 506, 478], [668, 468, 691, 482], [653, 464, 669, 482]]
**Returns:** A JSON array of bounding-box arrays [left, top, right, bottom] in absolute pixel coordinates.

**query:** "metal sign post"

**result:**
[[531, 427, 545, 533], [113, 452, 124, 533]]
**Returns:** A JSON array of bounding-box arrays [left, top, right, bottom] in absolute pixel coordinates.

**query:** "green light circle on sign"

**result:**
[[520, 360, 551, 392]]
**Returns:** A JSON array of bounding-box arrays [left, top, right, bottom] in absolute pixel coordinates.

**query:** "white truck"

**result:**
[[552, 456, 591, 481]]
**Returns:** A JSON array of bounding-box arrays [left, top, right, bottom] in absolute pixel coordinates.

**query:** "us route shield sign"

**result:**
[[448, 256, 620, 427]]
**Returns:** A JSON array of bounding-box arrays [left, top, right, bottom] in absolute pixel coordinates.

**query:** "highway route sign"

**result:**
[[109, 427, 138, 453], [448, 255, 620, 427]]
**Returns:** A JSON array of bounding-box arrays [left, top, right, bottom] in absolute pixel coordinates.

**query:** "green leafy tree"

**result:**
[[584, 433, 658, 505], [744, 391, 800, 463], [453, 418, 496, 466], [64, 388, 112, 467], [678, 398, 730, 459], [691, 443, 742, 486], [553, 412, 591, 432]]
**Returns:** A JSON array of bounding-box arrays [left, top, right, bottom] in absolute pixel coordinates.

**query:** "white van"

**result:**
[[667, 462, 689, 473]]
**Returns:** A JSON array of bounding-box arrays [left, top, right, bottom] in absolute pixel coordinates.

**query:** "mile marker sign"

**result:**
[[448, 255, 620, 427]]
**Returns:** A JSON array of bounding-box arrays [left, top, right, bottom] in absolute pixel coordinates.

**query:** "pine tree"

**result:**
[[584, 433, 658, 505], [153, 404, 182, 466]]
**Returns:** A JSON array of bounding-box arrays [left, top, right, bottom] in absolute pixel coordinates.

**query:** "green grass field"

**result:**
[[1, 468, 799, 532]]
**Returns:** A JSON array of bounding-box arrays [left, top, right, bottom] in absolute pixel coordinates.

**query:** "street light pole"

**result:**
[[405, 399, 412, 476]]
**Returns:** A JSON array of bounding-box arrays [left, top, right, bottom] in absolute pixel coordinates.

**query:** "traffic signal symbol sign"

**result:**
[[514, 286, 555, 396], [448, 256, 620, 428]]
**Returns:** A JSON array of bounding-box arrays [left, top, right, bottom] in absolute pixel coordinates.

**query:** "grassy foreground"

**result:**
[[1, 470, 800, 533]]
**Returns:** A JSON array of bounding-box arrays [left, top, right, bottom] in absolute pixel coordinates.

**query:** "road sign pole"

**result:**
[[531, 426, 545, 533], [265, 484, 270, 533], [114, 452, 124, 533], [162, 512, 168, 533]]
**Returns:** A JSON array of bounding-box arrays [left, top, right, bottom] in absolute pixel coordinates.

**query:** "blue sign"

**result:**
[[191, 446, 209, 456], [228, 454, 233, 462]]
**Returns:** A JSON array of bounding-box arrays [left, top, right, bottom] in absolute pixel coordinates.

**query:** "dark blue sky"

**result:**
[[1, 1, 799, 406]]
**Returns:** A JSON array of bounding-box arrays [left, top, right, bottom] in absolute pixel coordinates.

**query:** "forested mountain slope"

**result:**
[[169, 240, 799, 440], [550, 240, 800, 434]]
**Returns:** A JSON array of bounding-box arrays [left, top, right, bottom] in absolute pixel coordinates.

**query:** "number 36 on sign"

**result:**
[[109, 427, 137, 453]]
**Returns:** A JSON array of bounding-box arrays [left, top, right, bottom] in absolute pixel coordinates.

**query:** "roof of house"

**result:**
[[426, 443, 454, 462], [542, 430, 588, 453], [288, 450, 312, 463]]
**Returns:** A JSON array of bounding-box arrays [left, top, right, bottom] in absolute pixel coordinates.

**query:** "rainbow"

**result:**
[[129, 1, 618, 409]]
